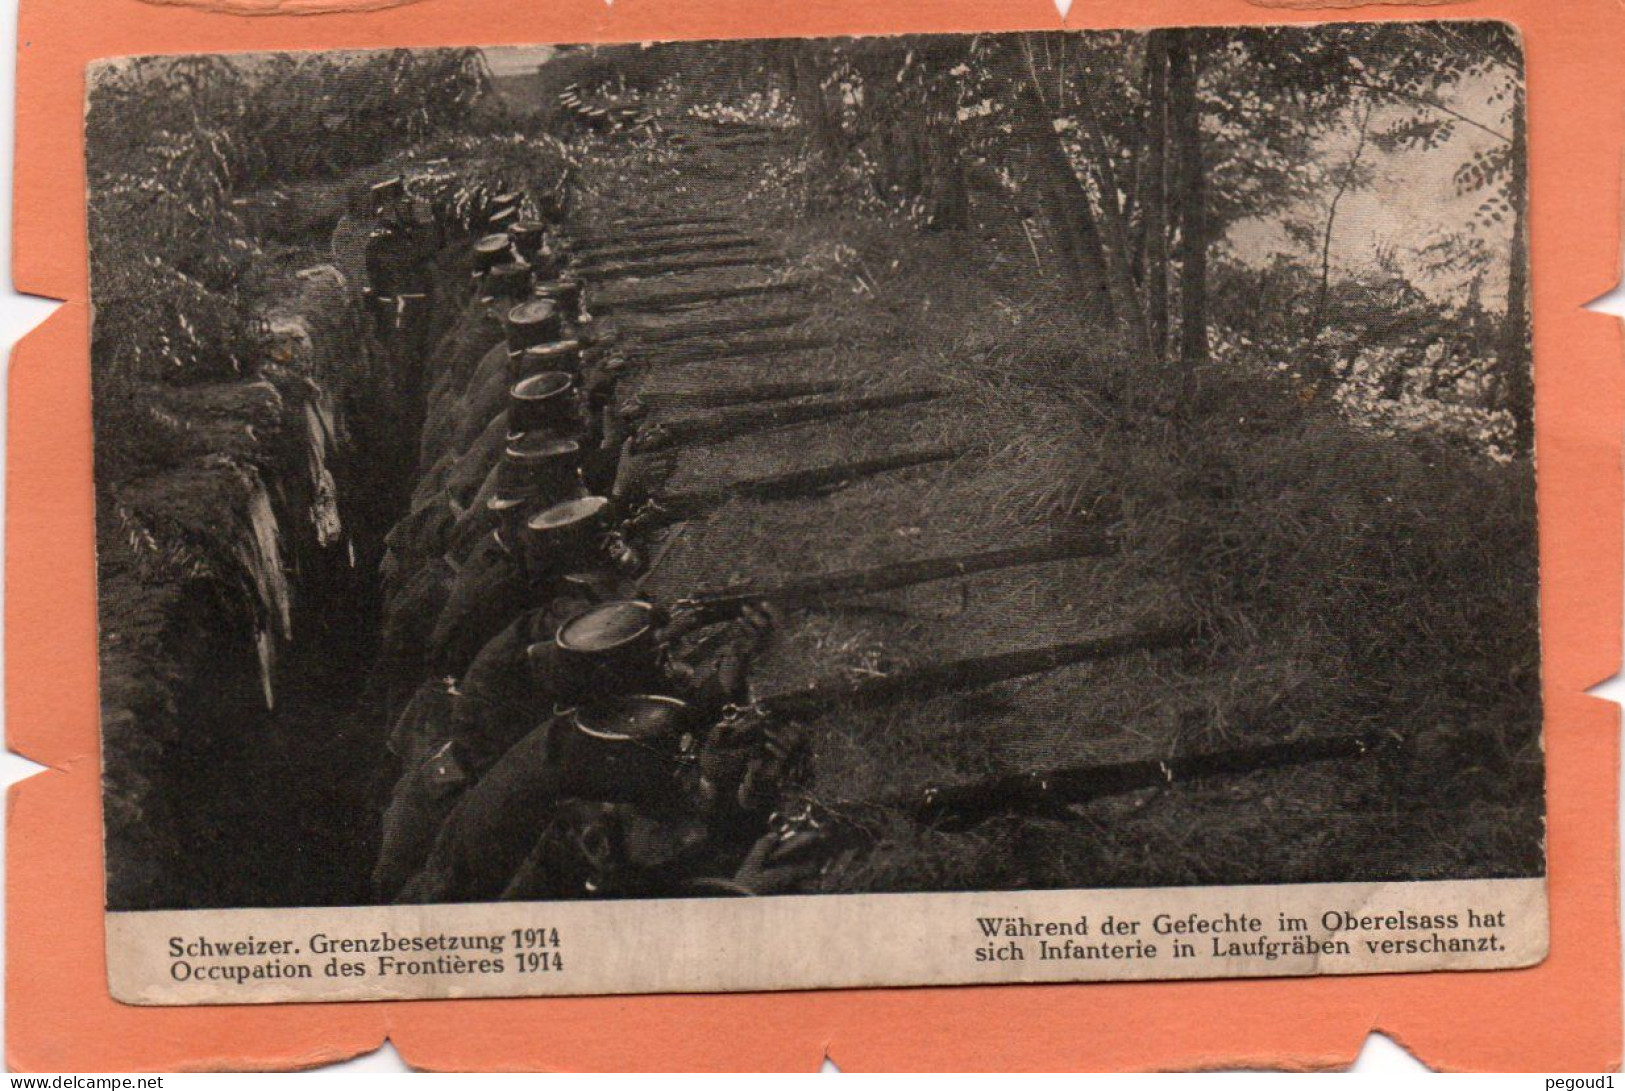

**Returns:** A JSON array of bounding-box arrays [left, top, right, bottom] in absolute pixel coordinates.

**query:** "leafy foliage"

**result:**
[[630, 23, 1530, 450], [88, 50, 492, 386], [88, 49, 497, 482]]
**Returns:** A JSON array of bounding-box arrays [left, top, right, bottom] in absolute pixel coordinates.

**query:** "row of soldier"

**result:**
[[349, 170, 1376, 909], [365, 186, 824, 904]]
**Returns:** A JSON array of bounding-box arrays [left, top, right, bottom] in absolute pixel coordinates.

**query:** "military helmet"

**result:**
[[532, 600, 668, 700], [558, 569, 621, 604], [508, 430, 584, 463], [556, 599, 656, 653], [485, 262, 532, 301], [494, 436, 584, 507], [505, 298, 562, 355], [369, 176, 405, 215], [529, 248, 566, 281], [517, 339, 583, 381], [575, 694, 693, 743], [558, 695, 697, 804], [535, 278, 584, 320], [508, 370, 578, 434], [485, 491, 530, 525], [486, 440, 579, 526], [522, 494, 612, 577], [472, 233, 513, 273], [509, 220, 548, 260], [528, 493, 612, 533]]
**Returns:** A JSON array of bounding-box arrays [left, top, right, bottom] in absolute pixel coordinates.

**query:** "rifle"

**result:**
[[632, 334, 832, 368], [682, 130, 781, 152], [639, 445, 965, 527], [686, 638, 1384, 895], [607, 212, 736, 231], [731, 728, 1385, 890], [618, 311, 809, 346], [635, 389, 940, 452], [900, 730, 1383, 828], [578, 251, 773, 282], [637, 378, 847, 410], [574, 236, 759, 267], [673, 537, 1121, 625], [593, 280, 807, 316], [574, 225, 748, 250]]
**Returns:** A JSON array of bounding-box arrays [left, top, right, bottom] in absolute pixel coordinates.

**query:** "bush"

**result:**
[[1131, 373, 1539, 776], [390, 132, 577, 232], [87, 49, 498, 482]]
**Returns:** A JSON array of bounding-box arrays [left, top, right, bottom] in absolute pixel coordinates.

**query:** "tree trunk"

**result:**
[[924, 125, 970, 231], [1140, 32, 1171, 360], [791, 45, 842, 167], [1007, 62, 1115, 325], [873, 55, 969, 234], [1168, 32, 1210, 372], [1501, 86, 1533, 456], [1032, 124, 1116, 325], [1073, 66, 1150, 354], [1306, 99, 1374, 350]]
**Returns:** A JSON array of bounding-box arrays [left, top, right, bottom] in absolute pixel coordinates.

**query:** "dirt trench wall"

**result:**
[[95, 255, 462, 911]]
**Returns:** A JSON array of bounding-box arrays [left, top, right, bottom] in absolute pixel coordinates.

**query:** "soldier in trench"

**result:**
[[370, 477, 680, 900], [380, 364, 585, 625], [397, 283, 633, 574], [367, 436, 582, 721], [422, 406, 673, 681], [369, 309, 662, 705], [493, 691, 831, 902], [384, 365, 660, 613], [387, 361, 575, 597], [363, 177, 441, 431], [370, 487, 601, 900], [371, 199, 719, 899], [389, 597, 783, 904]]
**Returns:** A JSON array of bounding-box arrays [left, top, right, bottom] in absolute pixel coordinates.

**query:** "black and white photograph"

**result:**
[[89, 23, 1546, 1000]]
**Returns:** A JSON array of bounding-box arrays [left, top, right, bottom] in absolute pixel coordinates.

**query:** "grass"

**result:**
[[583, 107, 1543, 893]]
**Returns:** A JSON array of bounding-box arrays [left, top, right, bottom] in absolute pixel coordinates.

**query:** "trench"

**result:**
[[127, 253, 465, 911], [105, 56, 1546, 914], [161, 583, 387, 908]]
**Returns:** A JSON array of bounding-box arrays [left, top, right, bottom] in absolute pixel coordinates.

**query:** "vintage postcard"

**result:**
[[84, 22, 1549, 1007]]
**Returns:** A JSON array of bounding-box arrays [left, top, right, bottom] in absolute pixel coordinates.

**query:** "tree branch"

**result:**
[[1347, 78, 1512, 144], [1306, 98, 1375, 347]]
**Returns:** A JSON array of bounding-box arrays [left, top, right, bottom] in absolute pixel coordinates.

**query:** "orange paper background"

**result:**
[[6, 0, 1622, 1071]]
